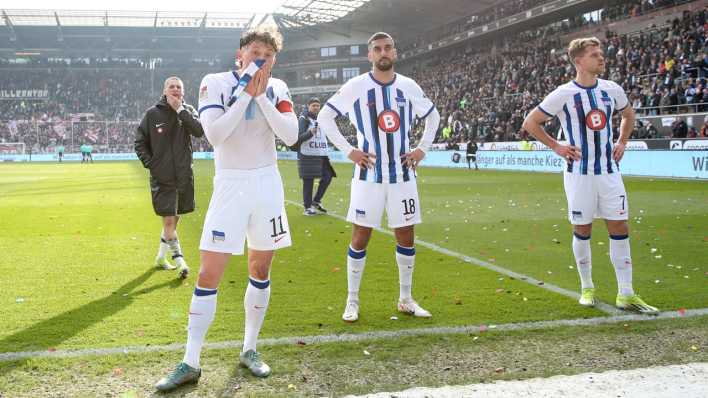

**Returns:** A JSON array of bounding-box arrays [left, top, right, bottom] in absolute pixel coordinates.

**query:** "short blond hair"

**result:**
[[567, 37, 601, 65]]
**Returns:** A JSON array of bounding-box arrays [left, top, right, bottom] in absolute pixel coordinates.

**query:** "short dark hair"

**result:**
[[308, 97, 321, 105], [240, 25, 283, 53], [368, 32, 394, 48]]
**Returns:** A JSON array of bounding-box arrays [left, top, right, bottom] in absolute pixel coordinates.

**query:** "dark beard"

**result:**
[[376, 58, 393, 71]]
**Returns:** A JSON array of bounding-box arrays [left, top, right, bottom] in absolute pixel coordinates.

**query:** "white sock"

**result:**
[[166, 233, 186, 264], [157, 232, 169, 258], [610, 234, 634, 296], [395, 245, 415, 301], [347, 246, 366, 303], [243, 277, 270, 353], [183, 286, 217, 369], [572, 233, 593, 289]]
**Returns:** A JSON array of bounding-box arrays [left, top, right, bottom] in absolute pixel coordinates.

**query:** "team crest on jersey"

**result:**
[[395, 96, 407, 107], [378, 110, 401, 133], [585, 109, 607, 131]]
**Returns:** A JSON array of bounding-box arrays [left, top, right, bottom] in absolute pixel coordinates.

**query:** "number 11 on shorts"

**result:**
[[269, 216, 287, 237]]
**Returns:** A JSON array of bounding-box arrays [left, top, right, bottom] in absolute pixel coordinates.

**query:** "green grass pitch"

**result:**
[[0, 160, 706, 356]]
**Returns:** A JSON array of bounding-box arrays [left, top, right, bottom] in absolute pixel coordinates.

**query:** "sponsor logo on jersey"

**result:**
[[571, 210, 583, 221], [378, 110, 401, 133], [585, 109, 607, 131]]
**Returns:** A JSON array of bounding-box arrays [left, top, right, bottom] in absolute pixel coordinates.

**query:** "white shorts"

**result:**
[[563, 171, 628, 225], [346, 179, 421, 228], [199, 165, 292, 255]]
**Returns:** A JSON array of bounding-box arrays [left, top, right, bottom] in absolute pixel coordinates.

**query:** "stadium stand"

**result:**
[[1, 0, 706, 154]]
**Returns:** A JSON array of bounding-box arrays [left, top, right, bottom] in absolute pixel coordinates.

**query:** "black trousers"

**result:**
[[303, 163, 334, 209]]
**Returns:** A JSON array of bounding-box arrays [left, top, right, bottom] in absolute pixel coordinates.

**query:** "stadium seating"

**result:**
[[1, 2, 706, 153]]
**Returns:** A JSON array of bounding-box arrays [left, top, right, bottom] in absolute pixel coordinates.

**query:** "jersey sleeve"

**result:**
[[409, 80, 436, 119], [272, 80, 294, 113], [537, 88, 566, 118], [323, 79, 355, 117], [197, 74, 225, 117], [609, 81, 629, 111]]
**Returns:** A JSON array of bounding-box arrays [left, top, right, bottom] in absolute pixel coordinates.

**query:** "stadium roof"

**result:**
[[0, 1, 372, 30]]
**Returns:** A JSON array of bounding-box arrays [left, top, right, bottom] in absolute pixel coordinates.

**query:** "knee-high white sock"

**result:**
[[347, 246, 366, 303], [610, 234, 634, 296], [183, 286, 217, 369], [395, 245, 415, 301], [243, 277, 270, 353], [572, 233, 593, 289]]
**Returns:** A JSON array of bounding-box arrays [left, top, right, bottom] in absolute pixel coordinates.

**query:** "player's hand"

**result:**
[[401, 148, 426, 169], [254, 65, 270, 97], [612, 141, 626, 163], [167, 94, 182, 112], [349, 149, 376, 169], [553, 144, 581, 162]]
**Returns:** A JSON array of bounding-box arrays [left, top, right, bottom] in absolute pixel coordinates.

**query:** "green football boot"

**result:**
[[578, 288, 597, 307], [616, 294, 659, 315]]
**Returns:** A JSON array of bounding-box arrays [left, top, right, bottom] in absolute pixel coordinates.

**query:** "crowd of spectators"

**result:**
[[411, 6, 708, 146], [1, 1, 706, 154]]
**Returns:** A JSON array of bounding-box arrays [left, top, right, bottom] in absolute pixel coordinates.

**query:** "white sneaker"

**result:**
[[175, 257, 189, 279], [398, 298, 432, 318], [342, 300, 359, 322], [156, 256, 176, 270]]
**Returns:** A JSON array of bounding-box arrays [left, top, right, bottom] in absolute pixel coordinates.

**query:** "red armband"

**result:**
[[276, 100, 293, 113]]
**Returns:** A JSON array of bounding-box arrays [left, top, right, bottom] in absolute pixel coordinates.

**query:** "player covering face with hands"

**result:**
[[155, 26, 298, 392]]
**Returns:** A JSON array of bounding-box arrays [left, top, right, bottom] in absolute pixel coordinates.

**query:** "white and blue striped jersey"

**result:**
[[324, 72, 435, 184], [538, 79, 629, 175]]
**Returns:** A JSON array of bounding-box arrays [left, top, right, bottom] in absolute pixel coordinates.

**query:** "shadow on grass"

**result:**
[[0, 267, 182, 377]]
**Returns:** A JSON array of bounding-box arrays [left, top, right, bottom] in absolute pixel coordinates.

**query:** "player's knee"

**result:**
[[394, 226, 415, 247], [606, 220, 629, 235], [573, 224, 592, 237], [197, 270, 219, 289]]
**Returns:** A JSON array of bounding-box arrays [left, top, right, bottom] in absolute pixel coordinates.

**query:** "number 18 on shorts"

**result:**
[[346, 179, 422, 228]]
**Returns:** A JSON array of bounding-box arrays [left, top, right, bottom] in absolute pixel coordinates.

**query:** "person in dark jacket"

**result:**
[[135, 76, 204, 278], [466, 140, 478, 170], [294, 97, 336, 216]]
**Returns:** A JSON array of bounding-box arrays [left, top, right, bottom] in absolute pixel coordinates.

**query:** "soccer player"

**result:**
[[317, 32, 440, 322], [522, 37, 658, 315], [135, 76, 204, 278], [155, 26, 298, 392]]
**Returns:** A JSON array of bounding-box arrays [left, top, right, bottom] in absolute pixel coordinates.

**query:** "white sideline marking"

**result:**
[[285, 199, 621, 315], [1, 308, 706, 362], [349, 362, 708, 398]]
